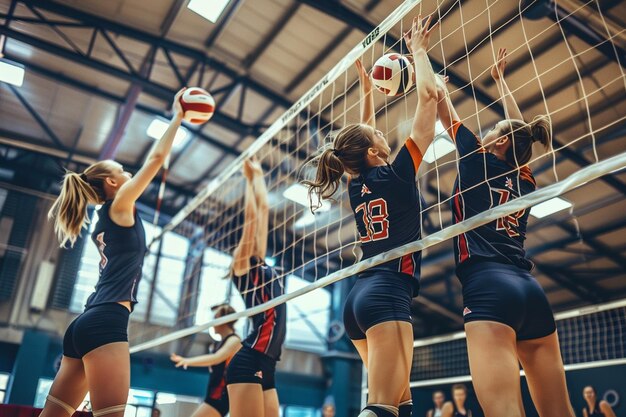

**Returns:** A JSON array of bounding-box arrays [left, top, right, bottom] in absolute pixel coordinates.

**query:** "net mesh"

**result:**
[[127, 0, 626, 353], [408, 299, 626, 387]]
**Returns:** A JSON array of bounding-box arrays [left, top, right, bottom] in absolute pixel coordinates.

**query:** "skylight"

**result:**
[[188, 0, 231, 23], [146, 118, 189, 149], [530, 197, 572, 218]]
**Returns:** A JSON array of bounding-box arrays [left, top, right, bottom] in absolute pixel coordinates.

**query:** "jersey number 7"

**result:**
[[355, 198, 389, 242]]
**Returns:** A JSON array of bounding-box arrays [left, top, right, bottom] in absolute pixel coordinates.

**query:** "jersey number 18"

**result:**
[[355, 198, 389, 242]]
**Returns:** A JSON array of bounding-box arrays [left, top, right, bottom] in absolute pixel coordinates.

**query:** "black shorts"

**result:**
[[204, 395, 229, 416], [225, 346, 277, 391], [63, 303, 130, 359], [459, 262, 556, 340], [343, 271, 414, 340]]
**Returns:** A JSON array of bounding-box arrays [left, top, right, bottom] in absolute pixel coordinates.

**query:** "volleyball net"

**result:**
[[127, 0, 626, 353], [390, 298, 626, 390]]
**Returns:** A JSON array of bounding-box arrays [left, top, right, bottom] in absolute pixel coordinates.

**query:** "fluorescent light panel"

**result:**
[[146, 118, 189, 149], [530, 197, 572, 218], [423, 137, 456, 163], [0, 60, 25, 87], [188, 0, 230, 23], [283, 183, 330, 212], [294, 211, 316, 228], [422, 121, 455, 163]]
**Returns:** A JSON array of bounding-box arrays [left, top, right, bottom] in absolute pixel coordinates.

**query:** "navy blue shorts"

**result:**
[[225, 346, 277, 391], [204, 395, 229, 416], [63, 303, 130, 359], [458, 262, 556, 340], [343, 271, 415, 340]]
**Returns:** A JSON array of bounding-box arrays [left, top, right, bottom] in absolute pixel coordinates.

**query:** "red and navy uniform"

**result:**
[[450, 122, 555, 340], [63, 201, 146, 358], [348, 138, 425, 295], [450, 122, 535, 273], [204, 333, 239, 416], [344, 139, 424, 340], [233, 257, 286, 360], [226, 257, 286, 390]]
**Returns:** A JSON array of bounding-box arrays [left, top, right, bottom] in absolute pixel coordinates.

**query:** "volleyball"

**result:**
[[179, 87, 215, 124], [371, 53, 414, 96]]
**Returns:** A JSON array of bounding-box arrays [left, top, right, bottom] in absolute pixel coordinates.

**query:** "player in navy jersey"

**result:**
[[304, 16, 439, 417], [436, 48, 574, 417], [582, 386, 616, 417], [225, 159, 286, 417], [170, 304, 241, 417], [44, 89, 186, 417], [441, 385, 472, 417]]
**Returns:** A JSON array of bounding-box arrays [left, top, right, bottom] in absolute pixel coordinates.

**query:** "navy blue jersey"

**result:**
[[450, 122, 536, 274], [206, 333, 239, 401], [349, 139, 425, 296], [233, 257, 286, 360], [85, 201, 146, 311], [584, 401, 605, 417]]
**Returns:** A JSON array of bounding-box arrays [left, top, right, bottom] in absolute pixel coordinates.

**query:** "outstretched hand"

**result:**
[[355, 59, 373, 90], [404, 14, 439, 54], [243, 158, 263, 181], [491, 48, 508, 81], [170, 353, 189, 370]]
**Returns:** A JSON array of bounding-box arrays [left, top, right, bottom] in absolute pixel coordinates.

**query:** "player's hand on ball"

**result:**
[[491, 48, 508, 81], [172, 87, 186, 121]]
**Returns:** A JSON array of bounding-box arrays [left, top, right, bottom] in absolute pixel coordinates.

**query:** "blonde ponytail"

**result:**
[[48, 160, 117, 247]]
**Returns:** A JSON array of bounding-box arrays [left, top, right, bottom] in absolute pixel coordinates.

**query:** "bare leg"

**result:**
[[365, 321, 414, 406], [40, 356, 88, 417], [83, 342, 130, 417], [517, 332, 575, 417], [465, 321, 525, 417], [190, 403, 222, 417], [228, 384, 264, 417], [263, 389, 280, 417]]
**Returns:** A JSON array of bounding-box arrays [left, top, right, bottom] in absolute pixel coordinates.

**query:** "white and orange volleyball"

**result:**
[[371, 53, 414, 96], [179, 87, 215, 124]]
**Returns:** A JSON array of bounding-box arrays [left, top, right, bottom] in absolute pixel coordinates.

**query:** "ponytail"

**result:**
[[502, 115, 552, 167], [48, 160, 117, 247], [302, 124, 374, 212], [529, 115, 551, 148]]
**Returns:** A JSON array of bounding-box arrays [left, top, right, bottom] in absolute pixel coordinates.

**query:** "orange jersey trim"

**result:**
[[405, 138, 424, 173]]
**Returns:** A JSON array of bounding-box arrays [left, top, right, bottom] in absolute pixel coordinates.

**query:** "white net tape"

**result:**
[[128, 0, 626, 353]]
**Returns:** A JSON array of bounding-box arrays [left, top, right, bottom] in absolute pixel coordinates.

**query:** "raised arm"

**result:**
[[112, 88, 186, 215], [356, 59, 376, 128], [436, 75, 460, 137], [250, 159, 269, 260], [232, 161, 258, 276], [406, 15, 439, 155], [170, 336, 241, 369], [491, 48, 523, 121]]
